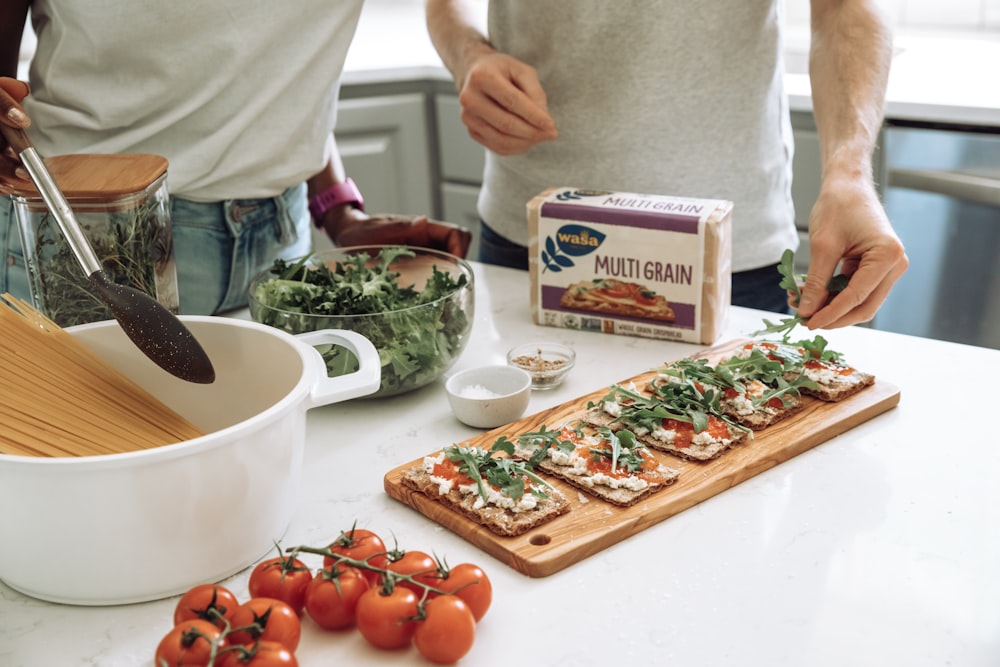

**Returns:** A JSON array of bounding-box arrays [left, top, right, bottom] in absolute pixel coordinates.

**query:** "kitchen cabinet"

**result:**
[[435, 94, 486, 258], [318, 88, 484, 257], [314, 92, 435, 251]]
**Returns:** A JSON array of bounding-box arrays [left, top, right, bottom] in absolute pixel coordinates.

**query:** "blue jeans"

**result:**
[[477, 221, 789, 314], [0, 183, 312, 315]]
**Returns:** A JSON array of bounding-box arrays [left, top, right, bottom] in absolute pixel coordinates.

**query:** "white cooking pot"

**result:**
[[0, 316, 380, 605]]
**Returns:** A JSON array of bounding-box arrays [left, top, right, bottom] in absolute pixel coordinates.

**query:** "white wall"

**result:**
[[785, 0, 1000, 30]]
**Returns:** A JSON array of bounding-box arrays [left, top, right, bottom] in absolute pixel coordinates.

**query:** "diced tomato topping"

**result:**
[[661, 415, 730, 448], [805, 359, 854, 376], [432, 460, 474, 487]]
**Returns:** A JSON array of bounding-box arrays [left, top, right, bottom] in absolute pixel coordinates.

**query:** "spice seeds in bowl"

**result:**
[[507, 342, 576, 390]]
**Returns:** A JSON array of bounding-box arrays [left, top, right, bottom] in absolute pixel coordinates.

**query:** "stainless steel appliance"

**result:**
[[873, 123, 1000, 349]]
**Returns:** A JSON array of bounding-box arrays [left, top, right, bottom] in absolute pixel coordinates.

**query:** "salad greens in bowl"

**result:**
[[248, 245, 474, 398]]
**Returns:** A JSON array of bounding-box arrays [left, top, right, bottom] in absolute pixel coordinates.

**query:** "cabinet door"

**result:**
[[435, 95, 485, 184], [441, 182, 482, 259], [313, 94, 434, 251], [336, 93, 433, 214]]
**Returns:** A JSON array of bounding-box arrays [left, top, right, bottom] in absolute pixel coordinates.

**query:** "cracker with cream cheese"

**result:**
[[511, 423, 679, 507], [584, 382, 751, 462], [400, 443, 569, 537]]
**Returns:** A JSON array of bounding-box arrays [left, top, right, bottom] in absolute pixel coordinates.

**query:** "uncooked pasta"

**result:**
[[0, 294, 203, 456]]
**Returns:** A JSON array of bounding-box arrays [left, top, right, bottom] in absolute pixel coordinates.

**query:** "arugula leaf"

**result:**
[[588, 427, 647, 474], [442, 443, 552, 505], [750, 248, 850, 340]]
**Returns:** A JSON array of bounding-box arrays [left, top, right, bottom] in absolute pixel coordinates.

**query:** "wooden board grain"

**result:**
[[384, 339, 901, 577]]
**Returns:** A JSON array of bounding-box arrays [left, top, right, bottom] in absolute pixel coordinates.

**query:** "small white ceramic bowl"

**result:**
[[445, 365, 532, 429]]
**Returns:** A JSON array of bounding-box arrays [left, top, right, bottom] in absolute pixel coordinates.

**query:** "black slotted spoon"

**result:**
[[1, 125, 215, 384]]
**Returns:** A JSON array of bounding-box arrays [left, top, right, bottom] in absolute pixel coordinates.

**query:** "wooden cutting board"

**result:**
[[384, 339, 901, 578]]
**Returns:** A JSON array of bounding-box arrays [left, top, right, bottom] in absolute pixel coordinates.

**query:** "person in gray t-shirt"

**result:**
[[427, 0, 908, 328]]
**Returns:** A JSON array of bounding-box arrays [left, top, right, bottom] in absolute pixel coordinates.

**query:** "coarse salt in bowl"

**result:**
[[445, 365, 532, 429]]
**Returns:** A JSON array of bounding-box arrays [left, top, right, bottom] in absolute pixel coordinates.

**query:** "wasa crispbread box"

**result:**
[[528, 187, 732, 345]]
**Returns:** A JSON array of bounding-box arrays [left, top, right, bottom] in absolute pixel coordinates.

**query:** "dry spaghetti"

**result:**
[[0, 294, 204, 457]]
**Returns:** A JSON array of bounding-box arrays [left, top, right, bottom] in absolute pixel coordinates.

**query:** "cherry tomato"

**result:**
[[323, 526, 388, 586], [248, 554, 314, 616], [173, 583, 241, 629], [218, 640, 298, 667], [303, 565, 370, 631], [423, 562, 493, 622], [354, 583, 419, 650], [383, 548, 437, 593], [227, 597, 301, 651], [413, 595, 477, 664], [155, 618, 225, 667]]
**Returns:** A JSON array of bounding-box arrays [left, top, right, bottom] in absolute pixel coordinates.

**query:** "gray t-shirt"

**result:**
[[480, 0, 799, 272]]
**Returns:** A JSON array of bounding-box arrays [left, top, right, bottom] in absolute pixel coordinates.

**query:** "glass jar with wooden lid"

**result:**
[[8, 154, 179, 327]]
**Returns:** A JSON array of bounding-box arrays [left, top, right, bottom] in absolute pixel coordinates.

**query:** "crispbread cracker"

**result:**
[[799, 368, 875, 402], [533, 458, 679, 507], [583, 407, 749, 462], [401, 465, 569, 537], [721, 392, 805, 430]]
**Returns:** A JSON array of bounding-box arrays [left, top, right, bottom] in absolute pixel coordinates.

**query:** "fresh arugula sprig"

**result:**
[[588, 427, 646, 475], [751, 249, 850, 340], [790, 334, 846, 365], [443, 441, 553, 504], [657, 353, 812, 411], [590, 383, 708, 433]]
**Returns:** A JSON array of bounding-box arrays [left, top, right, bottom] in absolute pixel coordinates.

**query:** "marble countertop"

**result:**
[[2, 261, 999, 666]]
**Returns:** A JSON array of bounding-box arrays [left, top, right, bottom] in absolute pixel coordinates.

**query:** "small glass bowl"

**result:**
[[506, 342, 576, 390]]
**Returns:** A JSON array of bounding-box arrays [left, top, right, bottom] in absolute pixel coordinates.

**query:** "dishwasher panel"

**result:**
[[874, 125, 1000, 349]]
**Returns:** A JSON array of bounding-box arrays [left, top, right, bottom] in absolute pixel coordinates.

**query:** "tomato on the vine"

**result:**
[[413, 595, 477, 664], [423, 561, 493, 622], [303, 565, 370, 631], [227, 597, 301, 651], [173, 583, 241, 629], [218, 639, 298, 667], [383, 548, 437, 594], [323, 526, 388, 586], [155, 618, 225, 667], [248, 554, 314, 616], [354, 583, 419, 650]]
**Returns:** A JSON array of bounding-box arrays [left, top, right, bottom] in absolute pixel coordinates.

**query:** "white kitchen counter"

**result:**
[[2, 260, 998, 666]]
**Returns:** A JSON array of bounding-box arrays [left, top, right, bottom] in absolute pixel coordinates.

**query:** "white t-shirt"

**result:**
[[480, 0, 800, 272], [23, 0, 364, 202]]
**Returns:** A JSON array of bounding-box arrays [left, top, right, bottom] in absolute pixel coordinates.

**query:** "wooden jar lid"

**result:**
[[3, 153, 169, 200]]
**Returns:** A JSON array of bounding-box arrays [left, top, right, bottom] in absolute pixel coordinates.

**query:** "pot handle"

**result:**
[[293, 329, 381, 407]]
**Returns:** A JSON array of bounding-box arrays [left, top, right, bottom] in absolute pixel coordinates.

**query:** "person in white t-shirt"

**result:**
[[0, 1, 469, 315], [426, 0, 908, 328]]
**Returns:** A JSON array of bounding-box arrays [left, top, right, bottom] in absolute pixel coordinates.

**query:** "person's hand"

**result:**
[[457, 50, 558, 155], [795, 175, 908, 329], [323, 207, 473, 259], [0, 77, 32, 195]]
